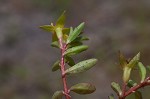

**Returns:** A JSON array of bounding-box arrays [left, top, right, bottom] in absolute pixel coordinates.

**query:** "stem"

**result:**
[[122, 82, 126, 99], [55, 27, 70, 99], [125, 77, 150, 97], [119, 77, 150, 99], [59, 37, 70, 99], [119, 82, 126, 99], [122, 82, 126, 96]]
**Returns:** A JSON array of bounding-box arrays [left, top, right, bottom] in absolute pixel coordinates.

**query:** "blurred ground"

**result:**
[[0, 0, 150, 99]]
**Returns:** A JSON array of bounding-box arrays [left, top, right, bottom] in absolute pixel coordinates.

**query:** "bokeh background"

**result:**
[[0, 0, 150, 99]]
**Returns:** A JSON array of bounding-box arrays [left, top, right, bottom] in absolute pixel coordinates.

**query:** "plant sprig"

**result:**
[[110, 52, 150, 99], [40, 11, 97, 99]]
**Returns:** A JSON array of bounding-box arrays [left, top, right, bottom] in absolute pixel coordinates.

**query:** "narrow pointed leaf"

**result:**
[[65, 56, 75, 66], [64, 45, 88, 56], [63, 34, 69, 42], [65, 59, 97, 75], [55, 27, 63, 38], [68, 36, 88, 48], [62, 28, 70, 35], [123, 67, 131, 83], [68, 41, 83, 48], [127, 52, 140, 68], [79, 36, 89, 41], [52, 60, 60, 72], [56, 11, 66, 28], [134, 91, 142, 99], [73, 36, 89, 42], [146, 66, 150, 72], [119, 51, 128, 69], [108, 94, 115, 99], [40, 25, 54, 32], [111, 82, 122, 96], [69, 27, 73, 35], [52, 91, 63, 99], [70, 83, 96, 94], [127, 80, 137, 88], [67, 22, 85, 44], [66, 27, 73, 44], [138, 62, 146, 82], [51, 41, 60, 48], [52, 33, 58, 42]]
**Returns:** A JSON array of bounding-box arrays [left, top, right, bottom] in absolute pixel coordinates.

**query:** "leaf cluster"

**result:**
[[110, 52, 150, 99], [40, 11, 97, 99]]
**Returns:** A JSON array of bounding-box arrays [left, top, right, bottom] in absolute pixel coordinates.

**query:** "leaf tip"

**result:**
[[137, 52, 140, 59], [81, 22, 85, 26], [92, 58, 98, 63]]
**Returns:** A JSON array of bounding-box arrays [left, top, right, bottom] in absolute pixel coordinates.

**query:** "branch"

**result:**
[[125, 77, 150, 97], [59, 37, 71, 99]]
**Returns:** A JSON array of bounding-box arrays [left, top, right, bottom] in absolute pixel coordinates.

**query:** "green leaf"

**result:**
[[65, 56, 75, 66], [127, 80, 137, 88], [51, 41, 60, 48], [73, 36, 89, 42], [118, 51, 128, 69], [134, 91, 142, 99], [55, 27, 63, 38], [123, 67, 132, 83], [52, 60, 60, 72], [138, 62, 146, 82], [52, 32, 58, 42], [64, 45, 88, 56], [65, 59, 97, 75], [146, 66, 150, 72], [79, 36, 89, 41], [67, 36, 88, 48], [39, 25, 54, 32], [56, 11, 66, 28], [69, 27, 73, 35], [67, 22, 85, 44], [62, 28, 70, 35], [111, 82, 122, 96], [127, 52, 140, 69], [108, 94, 115, 99], [67, 41, 83, 48], [52, 91, 63, 99], [70, 83, 96, 94]]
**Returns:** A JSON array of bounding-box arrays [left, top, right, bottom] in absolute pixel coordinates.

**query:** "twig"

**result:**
[[59, 37, 70, 99]]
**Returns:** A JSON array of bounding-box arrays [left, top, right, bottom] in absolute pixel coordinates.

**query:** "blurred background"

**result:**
[[0, 0, 150, 99]]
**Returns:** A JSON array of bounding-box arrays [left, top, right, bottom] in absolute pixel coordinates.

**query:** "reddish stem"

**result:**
[[59, 38, 70, 99], [119, 77, 150, 99], [125, 77, 150, 97], [119, 82, 126, 99]]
